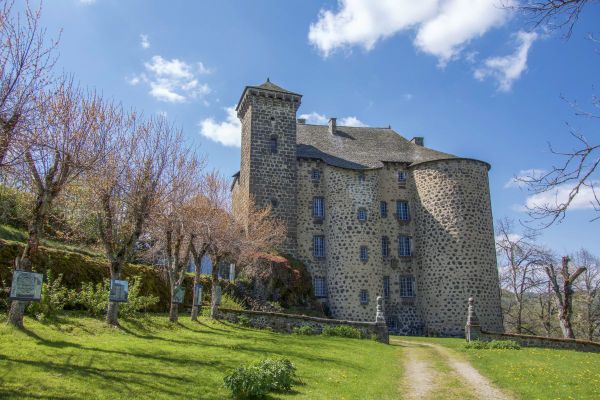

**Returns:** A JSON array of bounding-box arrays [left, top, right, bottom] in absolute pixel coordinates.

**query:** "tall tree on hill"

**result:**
[[8, 79, 114, 327], [0, 0, 58, 168], [572, 249, 600, 340], [545, 255, 587, 338], [147, 142, 203, 323], [496, 218, 549, 334], [89, 113, 178, 326]]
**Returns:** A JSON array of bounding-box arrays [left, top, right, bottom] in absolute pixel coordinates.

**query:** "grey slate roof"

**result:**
[[296, 124, 457, 170]]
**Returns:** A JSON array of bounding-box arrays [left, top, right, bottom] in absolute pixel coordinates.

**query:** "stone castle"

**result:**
[[231, 80, 504, 336]]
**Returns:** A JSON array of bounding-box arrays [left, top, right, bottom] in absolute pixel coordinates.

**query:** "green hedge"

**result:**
[[0, 239, 237, 312]]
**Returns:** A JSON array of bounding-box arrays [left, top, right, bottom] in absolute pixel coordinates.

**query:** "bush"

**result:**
[[223, 358, 296, 399], [27, 271, 72, 320], [292, 325, 314, 336], [221, 293, 245, 310], [464, 340, 521, 350], [237, 315, 251, 327], [322, 325, 363, 339]]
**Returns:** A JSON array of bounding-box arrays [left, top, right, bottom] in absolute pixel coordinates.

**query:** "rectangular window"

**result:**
[[314, 276, 327, 297], [400, 276, 415, 297], [270, 137, 278, 154], [398, 171, 407, 183], [359, 289, 369, 305], [383, 276, 390, 298], [312, 169, 321, 180], [381, 236, 390, 257], [380, 201, 388, 218], [313, 235, 325, 258], [399, 236, 412, 257], [358, 172, 365, 183], [357, 208, 367, 222], [396, 200, 410, 221], [313, 197, 324, 219], [386, 316, 398, 331], [360, 246, 369, 262]]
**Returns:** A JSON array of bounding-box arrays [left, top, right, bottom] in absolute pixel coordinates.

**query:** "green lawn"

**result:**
[[406, 336, 600, 400], [0, 313, 401, 400]]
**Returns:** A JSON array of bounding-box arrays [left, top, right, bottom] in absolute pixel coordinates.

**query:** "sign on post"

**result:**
[[193, 284, 203, 306], [109, 279, 129, 302], [173, 286, 185, 304], [9, 271, 43, 301]]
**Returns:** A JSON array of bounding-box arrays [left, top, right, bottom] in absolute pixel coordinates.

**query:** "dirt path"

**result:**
[[393, 338, 513, 400]]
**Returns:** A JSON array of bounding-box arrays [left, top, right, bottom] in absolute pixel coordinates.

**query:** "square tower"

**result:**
[[236, 80, 302, 256]]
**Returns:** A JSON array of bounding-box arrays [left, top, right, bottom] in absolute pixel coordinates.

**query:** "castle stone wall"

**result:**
[[412, 159, 503, 335]]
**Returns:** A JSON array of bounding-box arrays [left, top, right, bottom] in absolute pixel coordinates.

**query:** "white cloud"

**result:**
[[128, 55, 212, 103], [199, 106, 241, 147], [504, 168, 546, 189], [140, 34, 150, 49], [78, 0, 96, 4], [495, 233, 523, 247], [300, 112, 368, 127], [524, 182, 599, 211], [309, 0, 513, 65], [474, 31, 538, 91], [339, 116, 367, 127], [299, 112, 329, 124]]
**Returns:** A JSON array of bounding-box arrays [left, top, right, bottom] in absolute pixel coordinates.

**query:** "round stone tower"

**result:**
[[411, 158, 503, 335]]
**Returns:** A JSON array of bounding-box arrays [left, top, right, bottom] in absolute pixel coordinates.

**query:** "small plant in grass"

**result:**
[[237, 315, 251, 327], [221, 293, 245, 310], [464, 340, 520, 350], [223, 358, 297, 399], [292, 325, 314, 335], [27, 271, 72, 320], [322, 325, 363, 339]]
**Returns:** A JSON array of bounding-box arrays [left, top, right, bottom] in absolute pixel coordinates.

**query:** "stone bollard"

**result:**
[[375, 296, 389, 344], [465, 297, 481, 341]]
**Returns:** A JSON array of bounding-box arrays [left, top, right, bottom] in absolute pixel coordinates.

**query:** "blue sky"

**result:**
[[27, 0, 599, 254]]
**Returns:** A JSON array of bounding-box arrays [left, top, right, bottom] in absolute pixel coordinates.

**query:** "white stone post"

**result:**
[[465, 297, 481, 341]]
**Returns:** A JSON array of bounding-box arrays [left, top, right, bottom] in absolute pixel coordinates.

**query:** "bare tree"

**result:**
[[545, 255, 587, 338], [496, 218, 549, 333], [89, 113, 178, 326], [536, 281, 558, 336], [0, 0, 58, 167], [147, 143, 203, 323], [573, 248, 600, 340], [7, 79, 113, 327], [511, 0, 597, 37]]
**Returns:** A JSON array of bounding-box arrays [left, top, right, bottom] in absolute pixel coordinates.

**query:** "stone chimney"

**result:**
[[410, 137, 424, 146], [297, 118, 306, 124], [328, 117, 336, 135]]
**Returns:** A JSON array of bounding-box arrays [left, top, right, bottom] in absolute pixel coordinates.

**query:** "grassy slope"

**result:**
[[0, 313, 402, 400], [406, 337, 600, 400]]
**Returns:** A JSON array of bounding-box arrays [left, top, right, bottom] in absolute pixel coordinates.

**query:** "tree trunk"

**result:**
[[169, 301, 178, 323], [191, 273, 201, 321], [106, 261, 122, 326], [7, 191, 48, 328], [210, 256, 220, 319], [515, 298, 523, 334]]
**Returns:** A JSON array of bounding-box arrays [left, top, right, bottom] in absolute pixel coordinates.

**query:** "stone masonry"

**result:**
[[232, 80, 504, 336]]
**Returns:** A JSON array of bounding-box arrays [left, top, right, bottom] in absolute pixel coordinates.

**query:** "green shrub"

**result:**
[[223, 358, 296, 399], [322, 325, 363, 339], [119, 276, 159, 318], [464, 339, 521, 350], [237, 315, 251, 327], [27, 271, 72, 320], [292, 325, 314, 335], [221, 293, 245, 310]]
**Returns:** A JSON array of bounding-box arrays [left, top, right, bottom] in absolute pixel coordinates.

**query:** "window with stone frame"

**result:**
[[270, 198, 279, 208], [381, 236, 390, 257], [358, 171, 365, 183], [360, 245, 369, 262], [311, 169, 321, 180], [399, 235, 412, 257], [269, 136, 278, 154], [313, 235, 325, 258], [357, 207, 367, 222], [397, 170, 407, 184], [383, 276, 390, 298], [359, 289, 369, 305], [400, 276, 415, 297], [314, 276, 327, 298], [396, 200, 410, 221], [380, 201, 388, 218], [313, 196, 324, 219]]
